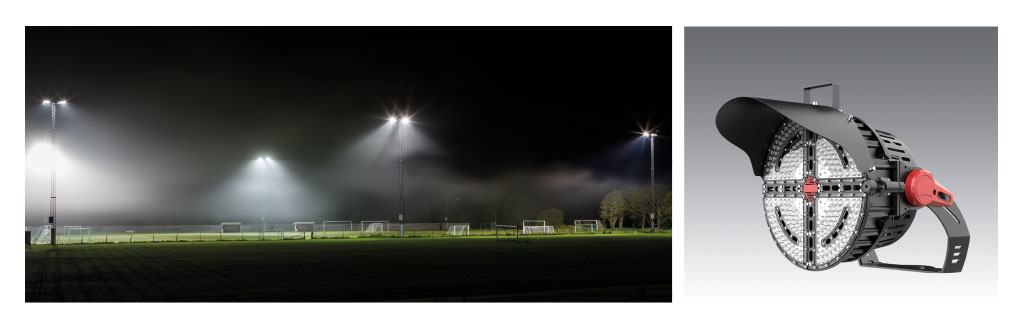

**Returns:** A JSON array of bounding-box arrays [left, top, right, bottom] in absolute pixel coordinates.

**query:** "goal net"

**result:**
[[522, 220, 554, 235], [32, 225, 52, 244], [574, 220, 602, 233], [65, 226, 91, 243], [361, 221, 389, 234], [447, 224, 469, 236]]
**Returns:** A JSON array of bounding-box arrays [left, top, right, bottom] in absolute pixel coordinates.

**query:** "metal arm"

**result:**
[[858, 202, 970, 273]]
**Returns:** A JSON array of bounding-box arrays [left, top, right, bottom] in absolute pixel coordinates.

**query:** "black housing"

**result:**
[[715, 84, 969, 273]]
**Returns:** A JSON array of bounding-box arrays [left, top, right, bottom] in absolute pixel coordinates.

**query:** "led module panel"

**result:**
[[762, 120, 867, 269], [717, 83, 970, 273]]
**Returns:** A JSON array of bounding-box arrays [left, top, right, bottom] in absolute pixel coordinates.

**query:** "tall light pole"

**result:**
[[642, 131, 657, 233], [389, 116, 411, 238], [42, 99, 67, 245], [260, 155, 270, 231]]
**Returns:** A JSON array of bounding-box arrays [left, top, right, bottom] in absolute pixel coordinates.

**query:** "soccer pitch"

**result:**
[[26, 233, 671, 302]]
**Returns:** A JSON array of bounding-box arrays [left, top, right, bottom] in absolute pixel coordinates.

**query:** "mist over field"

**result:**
[[25, 27, 671, 227]]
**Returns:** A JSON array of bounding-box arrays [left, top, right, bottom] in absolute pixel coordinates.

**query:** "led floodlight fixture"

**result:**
[[716, 84, 969, 273]]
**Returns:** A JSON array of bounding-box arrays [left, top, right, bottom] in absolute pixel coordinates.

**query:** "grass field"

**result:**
[[25, 233, 671, 302]]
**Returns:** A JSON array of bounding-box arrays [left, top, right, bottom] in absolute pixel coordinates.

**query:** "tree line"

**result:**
[[599, 184, 671, 229], [434, 184, 670, 229]]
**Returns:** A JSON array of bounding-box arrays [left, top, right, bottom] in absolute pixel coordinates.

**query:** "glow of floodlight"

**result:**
[[58, 100, 68, 105], [400, 117, 411, 124], [42, 100, 51, 104], [388, 117, 397, 124], [642, 132, 650, 137]]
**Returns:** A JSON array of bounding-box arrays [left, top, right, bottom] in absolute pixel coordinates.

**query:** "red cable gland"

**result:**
[[905, 169, 954, 207]]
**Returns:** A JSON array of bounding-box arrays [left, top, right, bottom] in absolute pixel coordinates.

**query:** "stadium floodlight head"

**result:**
[[716, 83, 970, 273], [388, 116, 398, 124], [400, 117, 411, 125], [42, 100, 51, 104], [57, 100, 68, 105]]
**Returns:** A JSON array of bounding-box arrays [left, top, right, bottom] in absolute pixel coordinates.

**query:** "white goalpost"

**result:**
[[323, 221, 354, 232], [361, 221, 389, 234], [65, 226, 91, 243], [574, 220, 602, 233], [447, 224, 469, 236], [522, 220, 554, 235]]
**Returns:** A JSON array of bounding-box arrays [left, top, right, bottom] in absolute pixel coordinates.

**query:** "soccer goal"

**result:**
[[221, 222, 242, 233], [323, 221, 353, 232], [293, 222, 316, 232], [65, 226, 91, 244], [574, 220, 602, 233], [496, 225, 522, 242], [259, 230, 284, 239], [448, 224, 469, 237], [32, 225, 52, 245], [522, 220, 554, 235], [361, 221, 389, 234]]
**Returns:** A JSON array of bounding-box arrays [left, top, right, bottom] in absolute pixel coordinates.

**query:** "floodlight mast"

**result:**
[[41, 100, 66, 245], [645, 131, 657, 233], [260, 156, 268, 231], [385, 115, 412, 237], [398, 118, 406, 238]]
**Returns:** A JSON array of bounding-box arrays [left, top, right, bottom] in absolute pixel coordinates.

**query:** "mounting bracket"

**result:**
[[858, 202, 969, 273], [803, 83, 840, 109]]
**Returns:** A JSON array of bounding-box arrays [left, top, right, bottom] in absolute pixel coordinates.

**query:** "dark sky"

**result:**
[[25, 27, 670, 225]]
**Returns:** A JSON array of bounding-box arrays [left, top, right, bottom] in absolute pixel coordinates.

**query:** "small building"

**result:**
[[294, 222, 315, 232], [221, 222, 242, 233]]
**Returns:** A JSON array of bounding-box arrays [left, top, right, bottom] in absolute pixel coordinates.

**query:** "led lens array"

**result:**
[[815, 138, 862, 179], [762, 121, 866, 269], [814, 197, 863, 265], [764, 198, 805, 262]]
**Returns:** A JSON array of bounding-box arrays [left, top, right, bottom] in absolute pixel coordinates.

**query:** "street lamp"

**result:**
[[41, 99, 68, 245], [642, 131, 657, 233], [387, 115, 411, 237]]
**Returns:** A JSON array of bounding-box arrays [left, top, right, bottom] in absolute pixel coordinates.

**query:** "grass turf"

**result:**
[[25, 234, 671, 302]]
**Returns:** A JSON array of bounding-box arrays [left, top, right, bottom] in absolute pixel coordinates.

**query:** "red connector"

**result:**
[[905, 169, 954, 207], [803, 176, 818, 200]]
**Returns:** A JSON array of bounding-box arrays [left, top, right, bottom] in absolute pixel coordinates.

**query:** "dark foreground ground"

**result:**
[[26, 234, 671, 302]]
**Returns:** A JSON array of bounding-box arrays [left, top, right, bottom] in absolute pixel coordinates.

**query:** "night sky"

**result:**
[[25, 27, 670, 225]]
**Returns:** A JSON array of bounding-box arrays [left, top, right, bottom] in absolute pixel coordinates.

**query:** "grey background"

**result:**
[[684, 27, 996, 299]]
